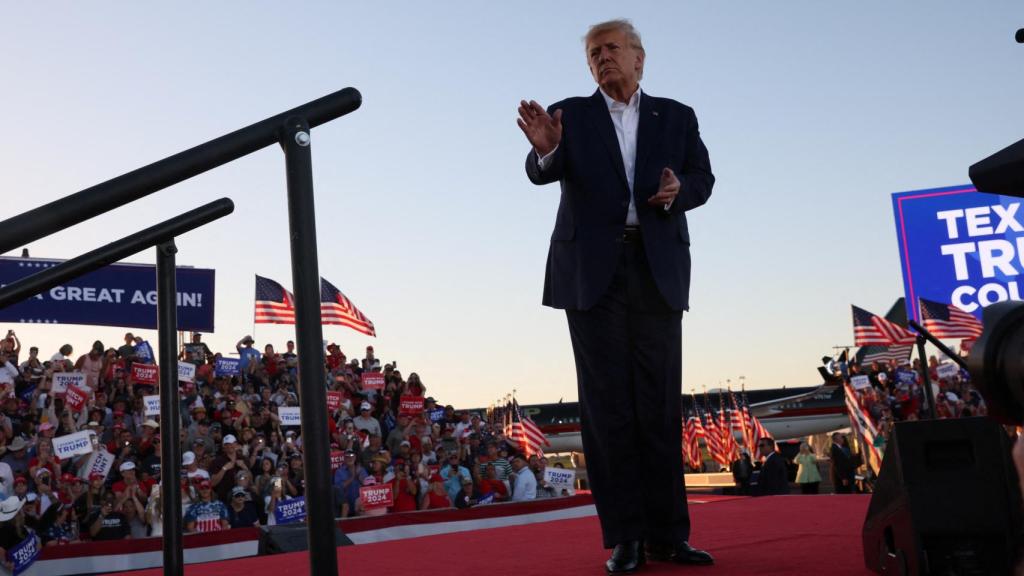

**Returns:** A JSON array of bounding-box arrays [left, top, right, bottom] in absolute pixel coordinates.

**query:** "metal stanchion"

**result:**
[[157, 241, 184, 576]]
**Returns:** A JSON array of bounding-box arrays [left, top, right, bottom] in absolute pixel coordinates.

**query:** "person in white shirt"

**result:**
[[509, 456, 536, 502]]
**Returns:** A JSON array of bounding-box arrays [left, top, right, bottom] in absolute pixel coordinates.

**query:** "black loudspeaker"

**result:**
[[258, 523, 354, 555], [862, 418, 1022, 575]]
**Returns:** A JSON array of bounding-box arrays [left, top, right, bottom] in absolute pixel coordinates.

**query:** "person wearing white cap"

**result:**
[[0, 494, 30, 569], [210, 434, 248, 502], [352, 401, 381, 437], [182, 451, 209, 482]]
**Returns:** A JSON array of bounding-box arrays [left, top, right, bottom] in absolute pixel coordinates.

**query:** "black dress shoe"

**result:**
[[606, 540, 645, 574], [670, 541, 714, 565]]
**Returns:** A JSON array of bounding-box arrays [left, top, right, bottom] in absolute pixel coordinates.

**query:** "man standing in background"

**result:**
[[518, 19, 714, 574]]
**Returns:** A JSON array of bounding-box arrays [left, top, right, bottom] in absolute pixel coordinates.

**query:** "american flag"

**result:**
[[506, 399, 549, 457], [843, 379, 882, 474], [254, 275, 296, 324], [717, 393, 739, 462], [701, 397, 730, 469], [729, 390, 755, 455], [682, 408, 705, 470], [320, 277, 376, 337], [919, 297, 984, 340], [852, 305, 916, 346], [859, 344, 914, 365]]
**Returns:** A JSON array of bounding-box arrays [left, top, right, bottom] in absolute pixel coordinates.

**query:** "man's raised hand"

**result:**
[[517, 100, 562, 157]]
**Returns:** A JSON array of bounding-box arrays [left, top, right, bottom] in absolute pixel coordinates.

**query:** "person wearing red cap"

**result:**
[[184, 479, 229, 533]]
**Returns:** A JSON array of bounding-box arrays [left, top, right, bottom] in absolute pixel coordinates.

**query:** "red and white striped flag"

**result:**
[[919, 297, 984, 340], [702, 402, 730, 469], [320, 277, 376, 337], [507, 399, 549, 457], [852, 305, 916, 346], [843, 380, 882, 474], [682, 410, 705, 470], [254, 275, 296, 324]]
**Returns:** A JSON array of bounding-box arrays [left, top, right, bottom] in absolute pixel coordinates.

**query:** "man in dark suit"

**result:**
[[517, 19, 714, 574], [754, 437, 790, 496]]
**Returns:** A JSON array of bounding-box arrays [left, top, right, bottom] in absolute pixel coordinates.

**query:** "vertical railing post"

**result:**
[[157, 240, 184, 576], [279, 116, 337, 576]]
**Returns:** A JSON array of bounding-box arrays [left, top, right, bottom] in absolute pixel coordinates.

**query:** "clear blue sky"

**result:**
[[1, 2, 1022, 407]]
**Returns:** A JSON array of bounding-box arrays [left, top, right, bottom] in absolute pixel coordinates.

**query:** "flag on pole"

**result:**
[[717, 393, 739, 462], [682, 406, 706, 471], [852, 305, 916, 346], [729, 390, 754, 455], [507, 398, 549, 457], [741, 391, 773, 447], [843, 380, 882, 474], [859, 344, 914, 365], [918, 297, 984, 340], [702, 396, 729, 469], [320, 277, 376, 337], [254, 275, 296, 324]]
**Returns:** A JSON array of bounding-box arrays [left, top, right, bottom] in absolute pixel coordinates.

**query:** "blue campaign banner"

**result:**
[[273, 496, 306, 525], [215, 358, 240, 377], [895, 369, 917, 386], [8, 531, 39, 576], [0, 257, 215, 332], [892, 185, 1024, 324], [427, 408, 446, 423]]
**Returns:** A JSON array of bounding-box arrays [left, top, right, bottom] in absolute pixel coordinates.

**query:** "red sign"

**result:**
[[131, 363, 158, 386], [399, 395, 424, 417], [359, 484, 393, 510], [65, 385, 90, 412], [427, 464, 439, 477], [330, 450, 344, 472], [362, 373, 385, 391], [326, 391, 343, 413]]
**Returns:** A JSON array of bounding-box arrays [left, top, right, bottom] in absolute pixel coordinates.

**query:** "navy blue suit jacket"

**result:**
[[525, 90, 714, 311]]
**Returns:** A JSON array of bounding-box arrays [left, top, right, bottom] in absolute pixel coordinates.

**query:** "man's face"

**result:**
[[587, 29, 643, 92]]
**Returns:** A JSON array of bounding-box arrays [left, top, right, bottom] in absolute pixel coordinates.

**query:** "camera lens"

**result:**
[[967, 300, 1024, 424]]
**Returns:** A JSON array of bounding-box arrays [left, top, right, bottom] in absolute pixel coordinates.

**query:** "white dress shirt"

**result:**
[[510, 467, 537, 501], [537, 86, 670, 224], [600, 86, 641, 225]]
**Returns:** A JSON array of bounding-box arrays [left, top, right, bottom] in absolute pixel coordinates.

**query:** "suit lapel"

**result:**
[[634, 91, 661, 191], [586, 91, 629, 192]]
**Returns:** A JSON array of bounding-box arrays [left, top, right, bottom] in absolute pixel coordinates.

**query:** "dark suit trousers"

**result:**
[[566, 233, 690, 549]]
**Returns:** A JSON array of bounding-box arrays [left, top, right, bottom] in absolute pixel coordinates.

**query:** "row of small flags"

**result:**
[[497, 397, 550, 458], [682, 390, 771, 470], [254, 275, 376, 337], [850, 297, 983, 362]]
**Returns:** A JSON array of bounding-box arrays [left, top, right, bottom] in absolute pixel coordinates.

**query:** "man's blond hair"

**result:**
[[583, 19, 645, 55], [583, 19, 645, 79]]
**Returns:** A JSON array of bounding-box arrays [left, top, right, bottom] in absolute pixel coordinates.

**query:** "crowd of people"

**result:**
[[845, 353, 987, 451], [0, 329, 569, 551]]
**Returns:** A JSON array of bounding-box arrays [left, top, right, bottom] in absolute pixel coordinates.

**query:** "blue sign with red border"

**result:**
[[892, 184, 1024, 324]]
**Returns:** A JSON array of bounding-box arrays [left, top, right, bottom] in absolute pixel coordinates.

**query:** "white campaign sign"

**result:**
[[178, 363, 196, 383], [79, 449, 115, 481], [278, 407, 301, 427], [851, 375, 871, 390], [544, 468, 575, 487], [936, 363, 959, 380], [52, 430, 95, 459], [144, 395, 161, 416], [51, 372, 85, 394]]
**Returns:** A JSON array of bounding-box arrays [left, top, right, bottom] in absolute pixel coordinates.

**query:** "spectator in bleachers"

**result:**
[[509, 455, 536, 501]]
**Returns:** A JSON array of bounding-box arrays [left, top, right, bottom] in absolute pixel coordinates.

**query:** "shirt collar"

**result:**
[[599, 86, 641, 110]]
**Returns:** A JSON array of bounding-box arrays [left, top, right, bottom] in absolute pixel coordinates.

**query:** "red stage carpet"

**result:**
[[115, 495, 871, 576]]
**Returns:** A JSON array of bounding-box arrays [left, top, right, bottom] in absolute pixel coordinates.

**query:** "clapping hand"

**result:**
[[648, 167, 680, 207], [517, 100, 562, 157]]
